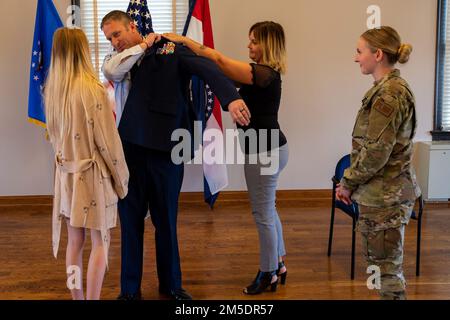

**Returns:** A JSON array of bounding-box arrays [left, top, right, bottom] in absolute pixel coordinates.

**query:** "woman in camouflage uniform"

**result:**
[[336, 26, 421, 300]]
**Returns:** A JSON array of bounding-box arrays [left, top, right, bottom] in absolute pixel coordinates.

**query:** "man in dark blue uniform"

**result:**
[[101, 11, 250, 300]]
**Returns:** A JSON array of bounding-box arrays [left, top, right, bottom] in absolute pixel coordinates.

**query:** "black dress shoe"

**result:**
[[160, 288, 192, 300], [117, 291, 142, 300]]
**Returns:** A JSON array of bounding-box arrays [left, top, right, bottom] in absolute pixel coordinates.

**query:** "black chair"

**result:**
[[327, 154, 424, 279]]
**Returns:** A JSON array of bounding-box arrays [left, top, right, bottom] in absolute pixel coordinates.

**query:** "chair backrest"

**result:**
[[334, 154, 351, 181]]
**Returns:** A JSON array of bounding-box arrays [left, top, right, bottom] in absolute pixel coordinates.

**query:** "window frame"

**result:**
[[433, 0, 450, 140], [73, 0, 188, 79]]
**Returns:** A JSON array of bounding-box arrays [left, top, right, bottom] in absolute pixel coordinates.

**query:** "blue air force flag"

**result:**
[[28, 0, 63, 128]]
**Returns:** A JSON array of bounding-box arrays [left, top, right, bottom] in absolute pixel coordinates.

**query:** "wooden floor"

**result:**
[[1, 198, 450, 300]]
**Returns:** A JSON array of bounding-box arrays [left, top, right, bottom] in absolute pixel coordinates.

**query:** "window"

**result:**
[[434, 0, 450, 140], [77, 0, 189, 79]]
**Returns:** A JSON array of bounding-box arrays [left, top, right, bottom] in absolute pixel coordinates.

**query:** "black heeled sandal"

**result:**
[[277, 261, 287, 285], [243, 270, 278, 295]]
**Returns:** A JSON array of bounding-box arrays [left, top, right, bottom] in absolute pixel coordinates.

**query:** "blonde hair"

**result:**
[[250, 21, 287, 74], [44, 28, 104, 141], [361, 26, 413, 65]]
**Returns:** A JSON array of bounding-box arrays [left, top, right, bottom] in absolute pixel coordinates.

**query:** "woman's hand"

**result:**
[[335, 184, 353, 205], [162, 33, 186, 44], [228, 99, 251, 126], [143, 33, 162, 49]]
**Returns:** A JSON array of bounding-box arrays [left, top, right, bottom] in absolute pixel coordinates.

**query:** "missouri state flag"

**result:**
[[183, 0, 229, 208]]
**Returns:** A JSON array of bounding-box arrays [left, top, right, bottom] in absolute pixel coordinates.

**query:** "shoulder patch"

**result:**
[[373, 99, 394, 118]]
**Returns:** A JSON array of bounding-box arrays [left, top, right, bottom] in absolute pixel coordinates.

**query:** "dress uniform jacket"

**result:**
[[119, 39, 241, 151], [48, 86, 129, 265]]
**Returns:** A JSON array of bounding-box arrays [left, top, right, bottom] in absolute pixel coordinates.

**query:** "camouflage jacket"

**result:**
[[340, 69, 421, 207]]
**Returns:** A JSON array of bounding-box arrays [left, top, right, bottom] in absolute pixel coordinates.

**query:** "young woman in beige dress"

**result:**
[[44, 28, 129, 300]]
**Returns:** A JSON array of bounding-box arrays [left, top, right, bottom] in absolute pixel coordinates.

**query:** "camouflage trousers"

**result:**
[[356, 201, 415, 300]]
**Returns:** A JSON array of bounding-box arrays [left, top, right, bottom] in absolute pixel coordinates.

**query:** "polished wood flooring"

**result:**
[[1, 198, 449, 300]]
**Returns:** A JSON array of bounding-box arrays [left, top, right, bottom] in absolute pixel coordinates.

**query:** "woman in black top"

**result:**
[[164, 21, 288, 295]]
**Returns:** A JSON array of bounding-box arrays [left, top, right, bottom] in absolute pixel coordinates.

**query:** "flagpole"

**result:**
[[172, 0, 177, 33]]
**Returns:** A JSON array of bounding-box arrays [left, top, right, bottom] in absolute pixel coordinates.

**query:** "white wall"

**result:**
[[0, 0, 71, 196], [0, 0, 437, 196]]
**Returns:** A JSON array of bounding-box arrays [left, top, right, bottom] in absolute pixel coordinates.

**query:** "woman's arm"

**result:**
[[102, 33, 161, 82], [163, 33, 253, 85], [101, 45, 145, 82], [92, 91, 129, 199]]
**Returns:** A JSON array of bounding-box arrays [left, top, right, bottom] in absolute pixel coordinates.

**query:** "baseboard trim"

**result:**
[[180, 190, 332, 207], [0, 190, 332, 208], [1, 191, 444, 215], [0, 196, 53, 207]]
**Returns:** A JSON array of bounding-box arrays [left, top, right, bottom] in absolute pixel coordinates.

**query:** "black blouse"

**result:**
[[237, 63, 287, 154]]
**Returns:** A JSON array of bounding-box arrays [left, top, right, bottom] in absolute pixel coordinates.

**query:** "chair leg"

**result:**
[[351, 216, 356, 280], [416, 196, 424, 276], [328, 185, 337, 257]]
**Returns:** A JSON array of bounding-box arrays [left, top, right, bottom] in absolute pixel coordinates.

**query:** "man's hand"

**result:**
[[142, 33, 162, 50], [228, 99, 251, 126], [335, 184, 353, 205]]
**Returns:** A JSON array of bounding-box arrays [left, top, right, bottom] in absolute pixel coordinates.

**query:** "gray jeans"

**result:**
[[244, 143, 289, 272]]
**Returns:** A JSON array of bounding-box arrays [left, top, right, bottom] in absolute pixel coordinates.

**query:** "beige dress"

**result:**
[[47, 86, 129, 265]]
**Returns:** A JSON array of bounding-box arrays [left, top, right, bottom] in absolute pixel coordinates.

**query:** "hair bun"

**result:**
[[397, 43, 413, 64]]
